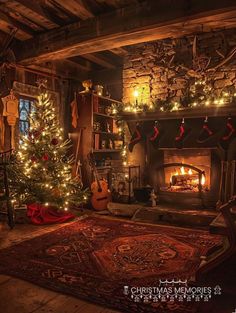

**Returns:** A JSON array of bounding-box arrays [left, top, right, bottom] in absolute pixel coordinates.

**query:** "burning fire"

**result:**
[[170, 166, 206, 186]]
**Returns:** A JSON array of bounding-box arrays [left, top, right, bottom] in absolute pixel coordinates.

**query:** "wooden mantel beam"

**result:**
[[16, 0, 236, 65]]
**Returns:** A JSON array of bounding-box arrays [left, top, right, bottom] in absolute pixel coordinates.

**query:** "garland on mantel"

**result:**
[[116, 83, 236, 114]]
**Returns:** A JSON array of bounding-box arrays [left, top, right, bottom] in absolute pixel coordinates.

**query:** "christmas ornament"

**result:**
[[29, 128, 42, 140], [42, 153, 49, 161], [51, 138, 59, 145], [149, 121, 162, 149], [51, 187, 61, 197], [197, 117, 214, 143], [175, 118, 191, 149], [128, 123, 144, 152], [30, 155, 37, 163], [219, 117, 236, 150]]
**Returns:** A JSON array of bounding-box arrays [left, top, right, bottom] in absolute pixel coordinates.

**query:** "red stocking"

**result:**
[[219, 117, 236, 150], [149, 121, 162, 149], [128, 123, 143, 152], [175, 119, 191, 149], [197, 118, 214, 143]]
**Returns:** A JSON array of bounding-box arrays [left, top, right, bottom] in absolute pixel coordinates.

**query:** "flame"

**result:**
[[188, 169, 193, 175], [175, 169, 179, 176], [201, 174, 206, 186], [180, 166, 185, 175]]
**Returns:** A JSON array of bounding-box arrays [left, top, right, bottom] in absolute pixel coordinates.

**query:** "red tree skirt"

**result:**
[[27, 203, 75, 225]]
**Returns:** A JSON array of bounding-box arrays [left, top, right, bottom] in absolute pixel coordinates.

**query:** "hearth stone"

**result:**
[[132, 205, 217, 228], [107, 202, 140, 217]]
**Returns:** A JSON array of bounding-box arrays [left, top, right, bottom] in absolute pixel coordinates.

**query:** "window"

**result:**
[[19, 98, 34, 135]]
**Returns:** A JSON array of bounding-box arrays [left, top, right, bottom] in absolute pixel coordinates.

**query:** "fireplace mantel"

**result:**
[[120, 104, 236, 121]]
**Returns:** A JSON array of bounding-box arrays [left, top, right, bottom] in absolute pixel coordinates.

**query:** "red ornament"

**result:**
[[33, 130, 41, 138], [51, 138, 59, 145], [42, 153, 49, 161], [30, 155, 37, 163]]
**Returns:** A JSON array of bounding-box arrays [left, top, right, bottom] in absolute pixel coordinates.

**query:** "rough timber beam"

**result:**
[[16, 0, 236, 65], [0, 10, 34, 37], [53, 0, 94, 20], [13, 0, 59, 29]]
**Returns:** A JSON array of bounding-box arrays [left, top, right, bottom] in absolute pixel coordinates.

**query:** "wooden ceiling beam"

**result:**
[[81, 53, 116, 69], [0, 10, 34, 37], [67, 56, 93, 71], [25, 61, 88, 81], [52, 0, 94, 20], [15, 0, 236, 64], [13, 0, 59, 29]]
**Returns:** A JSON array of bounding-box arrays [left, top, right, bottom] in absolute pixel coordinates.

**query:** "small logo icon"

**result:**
[[214, 285, 222, 295], [123, 285, 129, 295]]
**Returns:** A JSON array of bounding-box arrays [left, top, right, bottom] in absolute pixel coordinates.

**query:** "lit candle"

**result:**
[[133, 89, 139, 108]]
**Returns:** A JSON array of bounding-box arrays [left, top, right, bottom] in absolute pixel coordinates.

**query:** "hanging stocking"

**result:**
[[197, 117, 214, 143], [149, 121, 162, 149], [175, 119, 191, 149], [128, 123, 143, 152], [219, 117, 236, 150]]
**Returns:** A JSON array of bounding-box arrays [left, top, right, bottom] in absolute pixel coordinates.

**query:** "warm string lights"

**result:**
[[118, 82, 236, 113], [115, 119, 128, 166], [10, 92, 89, 210]]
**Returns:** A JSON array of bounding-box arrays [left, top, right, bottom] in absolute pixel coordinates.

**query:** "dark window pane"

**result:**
[[19, 98, 34, 135]]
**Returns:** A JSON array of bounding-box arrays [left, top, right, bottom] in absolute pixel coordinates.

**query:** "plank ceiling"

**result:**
[[0, 0, 138, 71]]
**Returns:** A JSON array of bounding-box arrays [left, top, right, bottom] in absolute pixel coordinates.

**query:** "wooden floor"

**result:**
[[0, 220, 121, 313]]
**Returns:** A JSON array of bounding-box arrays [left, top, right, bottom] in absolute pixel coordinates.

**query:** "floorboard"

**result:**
[[0, 277, 57, 313]]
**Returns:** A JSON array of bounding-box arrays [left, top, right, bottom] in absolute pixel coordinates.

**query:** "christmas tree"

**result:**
[[11, 92, 88, 210]]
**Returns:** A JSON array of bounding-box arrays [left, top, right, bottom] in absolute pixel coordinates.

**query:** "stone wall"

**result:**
[[123, 29, 236, 106]]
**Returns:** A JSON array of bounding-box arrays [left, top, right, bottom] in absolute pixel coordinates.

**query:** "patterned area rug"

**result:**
[[0, 216, 223, 313]]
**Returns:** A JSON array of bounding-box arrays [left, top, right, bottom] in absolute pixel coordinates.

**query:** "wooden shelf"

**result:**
[[79, 91, 122, 105], [120, 104, 236, 121], [96, 94, 122, 105], [93, 112, 115, 118], [93, 130, 120, 135], [93, 149, 122, 153]]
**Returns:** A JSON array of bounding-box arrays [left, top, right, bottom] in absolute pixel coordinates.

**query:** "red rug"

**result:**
[[0, 216, 223, 313]]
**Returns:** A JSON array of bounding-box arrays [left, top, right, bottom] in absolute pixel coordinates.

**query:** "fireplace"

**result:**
[[161, 149, 210, 193], [154, 149, 213, 208]]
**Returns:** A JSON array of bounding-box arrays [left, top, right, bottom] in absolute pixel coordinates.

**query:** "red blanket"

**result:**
[[27, 203, 75, 225]]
